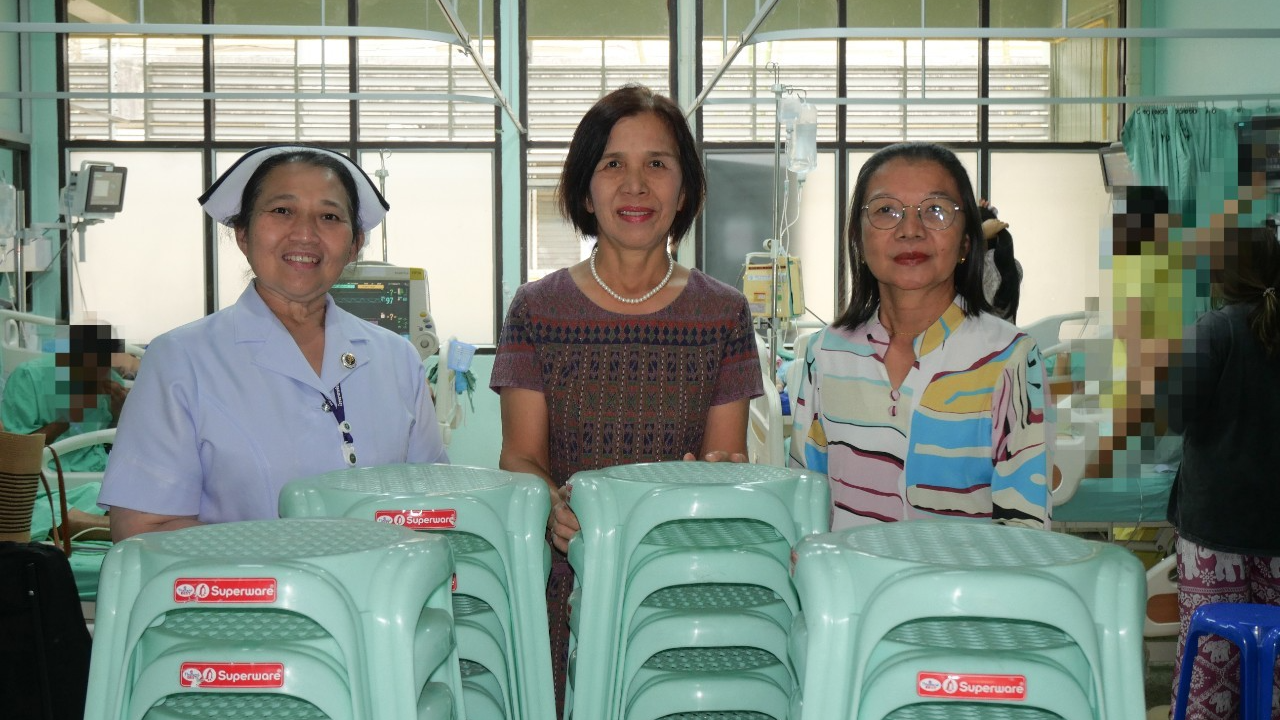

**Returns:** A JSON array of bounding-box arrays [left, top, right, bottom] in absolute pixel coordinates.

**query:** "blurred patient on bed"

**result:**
[[1, 322, 132, 469], [1, 322, 133, 542]]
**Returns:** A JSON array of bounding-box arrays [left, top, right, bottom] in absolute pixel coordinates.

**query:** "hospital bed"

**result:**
[[1, 306, 48, 387], [26, 428, 116, 622], [2, 308, 136, 619], [42, 427, 116, 490], [748, 328, 823, 468], [1, 307, 145, 384], [747, 334, 785, 466], [1021, 309, 1099, 357], [1143, 554, 1180, 664], [760, 314, 1170, 545], [1022, 311, 1177, 553]]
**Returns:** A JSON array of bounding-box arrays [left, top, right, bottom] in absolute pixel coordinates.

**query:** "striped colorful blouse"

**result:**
[[788, 300, 1053, 530]]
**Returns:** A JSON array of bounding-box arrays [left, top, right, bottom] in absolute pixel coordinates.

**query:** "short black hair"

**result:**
[[61, 323, 122, 359], [1111, 185, 1171, 256], [557, 84, 705, 248], [834, 142, 990, 330], [55, 324, 120, 395]]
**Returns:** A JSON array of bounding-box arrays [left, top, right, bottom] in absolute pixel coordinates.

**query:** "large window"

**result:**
[[63, 3, 501, 345], [356, 150, 496, 346], [702, 42, 840, 145], [526, 147, 580, 282], [703, 149, 839, 325], [59, 0, 1124, 346], [212, 38, 351, 142], [67, 150, 205, 344], [357, 39, 497, 142], [66, 37, 204, 141], [697, 0, 1122, 327], [523, 0, 672, 280], [989, 151, 1111, 324]]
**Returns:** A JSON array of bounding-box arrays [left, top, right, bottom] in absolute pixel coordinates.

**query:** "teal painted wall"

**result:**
[[439, 354, 502, 469], [24, 1, 63, 318], [0, 1, 19, 133], [1138, 0, 1280, 98], [1, 1, 19, 306]]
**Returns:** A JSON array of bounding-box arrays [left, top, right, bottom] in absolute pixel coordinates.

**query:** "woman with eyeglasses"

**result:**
[[788, 142, 1053, 530]]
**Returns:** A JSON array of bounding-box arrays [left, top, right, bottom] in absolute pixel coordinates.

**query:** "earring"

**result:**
[[959, 256, 966, 264]]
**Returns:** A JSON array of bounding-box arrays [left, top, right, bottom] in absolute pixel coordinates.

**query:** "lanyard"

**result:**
[[322, 383, 357, 466]]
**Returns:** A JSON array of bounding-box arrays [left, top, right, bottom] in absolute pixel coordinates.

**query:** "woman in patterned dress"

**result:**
[[490, 84, 763, 713], [1165, 225, 1280, 720], [789, 142, 1053, 531]]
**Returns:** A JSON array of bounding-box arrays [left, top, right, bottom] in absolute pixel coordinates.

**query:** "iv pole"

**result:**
[[766, 62, 783, 385], [765, 63, 808, 386], [374, 150, 390, 262]]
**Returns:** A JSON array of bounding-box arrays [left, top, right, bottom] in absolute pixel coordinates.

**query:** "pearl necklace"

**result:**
[[590, 244, 675, 305]]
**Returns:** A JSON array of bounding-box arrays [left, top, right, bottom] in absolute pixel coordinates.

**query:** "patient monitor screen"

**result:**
[[330, 278, 411, 338], [83, 166, 127, 214]]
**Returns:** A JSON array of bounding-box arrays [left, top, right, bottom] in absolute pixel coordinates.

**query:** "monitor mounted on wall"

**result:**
[[68, 163, 128, 219], [1098, 143, 1137, 191]]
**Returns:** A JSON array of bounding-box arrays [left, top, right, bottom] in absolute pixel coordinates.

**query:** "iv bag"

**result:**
[[0, 181, 15, 239], [787, 104, 818, 176], [779, 96, 803, 127]]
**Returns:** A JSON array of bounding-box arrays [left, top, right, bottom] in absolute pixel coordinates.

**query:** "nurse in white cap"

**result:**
[[101, 145, 448, 540]]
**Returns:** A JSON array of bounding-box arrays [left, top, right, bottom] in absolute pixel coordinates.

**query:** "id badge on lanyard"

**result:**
[[322, 383, 357, 466]]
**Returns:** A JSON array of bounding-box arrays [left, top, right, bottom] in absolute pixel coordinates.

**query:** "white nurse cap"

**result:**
[[198, 145, 389, 232]]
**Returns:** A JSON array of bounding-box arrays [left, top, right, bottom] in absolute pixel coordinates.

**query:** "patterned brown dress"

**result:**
[[490, 267, 763, 713]]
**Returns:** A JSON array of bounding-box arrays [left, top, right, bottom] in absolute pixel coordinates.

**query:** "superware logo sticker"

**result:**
[[917, 672, 1027, 700], [179, 662, 285, 688], [173, 578, 277, 603], [373, 509, 458, 529]]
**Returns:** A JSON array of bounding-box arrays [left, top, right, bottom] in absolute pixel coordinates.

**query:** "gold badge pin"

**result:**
[[341, 352, 356, 369]]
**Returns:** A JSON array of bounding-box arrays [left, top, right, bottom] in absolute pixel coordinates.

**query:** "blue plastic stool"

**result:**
[[1173, 602, 1280, 720]]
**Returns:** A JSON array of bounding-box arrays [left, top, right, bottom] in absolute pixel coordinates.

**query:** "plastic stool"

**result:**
[[280, 463, 553, 720], [856, 646, 1095, 720], [87, 519, 460, 720], [1173, 602, 1280, 720], [883, 705, 1066, 719], [455, 596, 514, 719], [416, 682, 457, 720], [127, 642, 353, 720], [141, 693, 328, 719], [565, 462, 827, 720], [790, 521, 1146, 720], [462, 659, 509, 720], [623, 647, 791, 720]]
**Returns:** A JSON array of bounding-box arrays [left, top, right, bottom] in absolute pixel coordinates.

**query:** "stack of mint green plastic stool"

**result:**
[[84, 518, 462, 720], [563, 461, 829, 720], [279, 463, 555, 720], [789, 520, 1147, 720]]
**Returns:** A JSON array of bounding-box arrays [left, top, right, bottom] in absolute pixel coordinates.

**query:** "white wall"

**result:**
[[991, 152, 1113, 326]]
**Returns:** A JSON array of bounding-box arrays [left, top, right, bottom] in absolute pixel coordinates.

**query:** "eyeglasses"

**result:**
[[862, 196, 963, 231]]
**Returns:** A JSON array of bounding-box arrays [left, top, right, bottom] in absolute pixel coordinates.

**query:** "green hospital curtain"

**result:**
[[1121, 106, 1240, 203]]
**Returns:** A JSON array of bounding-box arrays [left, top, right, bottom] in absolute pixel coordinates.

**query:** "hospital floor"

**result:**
[[1146, 637, 1176, 719]]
